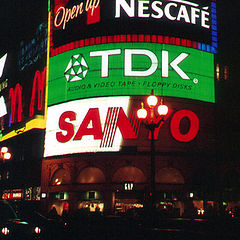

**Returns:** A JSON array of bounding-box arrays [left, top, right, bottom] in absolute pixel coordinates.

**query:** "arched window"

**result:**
[[113, 166, 146, 183], [156, 168, 184, 184], [51, 168, 71, 186], [77, 167, 105, 184]]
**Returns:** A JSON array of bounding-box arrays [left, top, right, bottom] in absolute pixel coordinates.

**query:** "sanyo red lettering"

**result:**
[[56, 111, 76, 143], [170, 109, 199, 142], [74, 108, 103, 140], [56, 107, 200, 143]]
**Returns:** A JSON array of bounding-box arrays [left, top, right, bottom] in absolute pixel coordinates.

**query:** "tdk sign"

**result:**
[[115, 0, 210, 29], [49, 43, 215, 105], [89, 49, 190, 79], [64, 49, 189, 81]]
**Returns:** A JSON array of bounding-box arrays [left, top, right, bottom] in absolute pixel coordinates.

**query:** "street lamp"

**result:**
[[0, 147, 11, 163], [137, 90, 168, 212]]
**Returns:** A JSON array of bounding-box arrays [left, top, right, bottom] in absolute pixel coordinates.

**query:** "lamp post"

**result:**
[[0, 147, 11, 163], [137, 90, 168, 213]]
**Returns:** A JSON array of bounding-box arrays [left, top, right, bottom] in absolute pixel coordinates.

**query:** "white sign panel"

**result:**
[[44, 96, 131, 157]]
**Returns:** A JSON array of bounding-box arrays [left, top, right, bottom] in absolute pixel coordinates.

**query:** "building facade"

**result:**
[[41, 0, 220, 215]]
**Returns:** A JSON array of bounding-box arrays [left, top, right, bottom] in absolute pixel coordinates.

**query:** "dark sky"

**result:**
[[0, 0, 47, 53]]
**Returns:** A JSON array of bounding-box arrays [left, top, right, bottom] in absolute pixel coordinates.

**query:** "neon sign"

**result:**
[[0, 96, 7, 118], [44, 97, 200, 157], [0, 53, 7, 78], [51, 0, 216, 52], [54, 0, 100, 30], [9, 84, 23, 123], [48, 43, 215, 105], [124, 182, 134, 191], [7, 68, 46, 125], [18, 23, 48, 71], [2, 190, 23, 200], [115, 0, 210, 29]]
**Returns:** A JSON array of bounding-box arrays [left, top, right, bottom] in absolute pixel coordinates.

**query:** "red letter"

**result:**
[[170, 110, 199, 142], [9, 84, 23, 123], [100, 107, 140, 148], [29, 68, 46, 117], [56, 111, 76, 143], [116, 108, 139, 139], [73, 108, 103, 140]]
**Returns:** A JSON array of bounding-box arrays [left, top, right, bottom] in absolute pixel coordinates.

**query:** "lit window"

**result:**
[[6, 171, 10, 180]]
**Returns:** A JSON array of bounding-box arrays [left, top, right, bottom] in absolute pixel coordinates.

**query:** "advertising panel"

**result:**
[[48, 43, 215, 105], [44, 96, 215, 157], [50, 0, 217, 52], [0, 0, 48, 141]]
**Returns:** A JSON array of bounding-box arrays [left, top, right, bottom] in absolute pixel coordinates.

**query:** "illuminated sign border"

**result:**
[[0, 115, 46, 142], [44, 96, 202, 157], [49, 1, 217, 56], [48, 43, 215, 105]]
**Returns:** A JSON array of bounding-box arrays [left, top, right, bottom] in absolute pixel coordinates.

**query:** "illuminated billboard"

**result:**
[[48, 43, 215, 105], [44, 96, 215, 157], [50, 0, 217, 53], [0, 1, 48, 141]]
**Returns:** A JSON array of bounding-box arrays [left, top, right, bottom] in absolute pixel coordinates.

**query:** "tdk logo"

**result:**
[[65, 48, 191, 81]]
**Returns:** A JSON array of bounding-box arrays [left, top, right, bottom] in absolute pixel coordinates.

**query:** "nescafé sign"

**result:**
[[51, 0, 216, 49], [48, 43, 215, 105]]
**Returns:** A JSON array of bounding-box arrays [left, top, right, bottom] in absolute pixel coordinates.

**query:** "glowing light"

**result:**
[[34, 227, 41, 234], [3, 152, 11, 160], [1, 147, 8, 154], [158, 103, 168, 116], [54, 178, 62, 185], [147, 95, 158, 108], [0, 96, 7, 117], [137, 103, 147, 119], [1, 227, 10, 235], [0, 53, 7, 78], [197, 209, 205, 215], [216, 63, 220, 80], [41, 193, 47, 198]]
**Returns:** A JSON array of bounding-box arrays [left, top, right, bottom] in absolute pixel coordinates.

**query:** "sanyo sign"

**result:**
[[115, 0, 210, 29], [44, 97, 200, 157]]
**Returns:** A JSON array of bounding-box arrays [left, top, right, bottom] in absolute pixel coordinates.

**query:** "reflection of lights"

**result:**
[[197, 209, 205, 215], [1, 227, 10, 235], [54, 178, 62, 185], [34, 227, 41, 234], [41, 193, 47, 199]]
